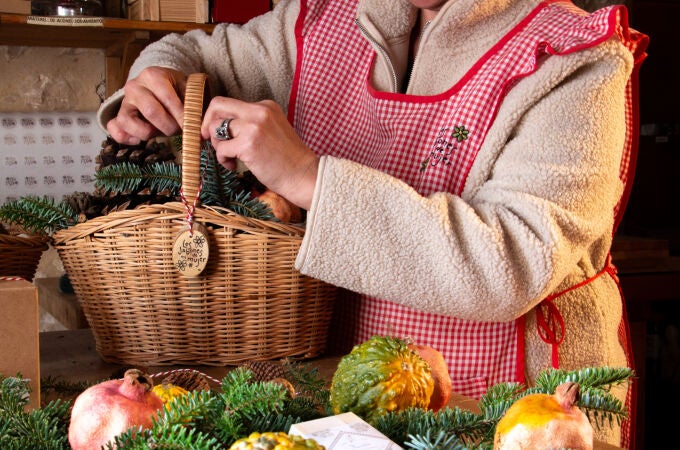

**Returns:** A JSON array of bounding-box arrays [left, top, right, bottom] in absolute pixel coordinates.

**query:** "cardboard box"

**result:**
[[0, 0, 31, 15], [0, 278, 40, 410], [127, 0, 209, 23], [289, 412, 402, 449]]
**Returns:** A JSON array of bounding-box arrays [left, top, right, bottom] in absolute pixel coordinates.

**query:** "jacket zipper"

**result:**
[[407, 21, 430, 93], [355, 18, 399, 93], [355, 18, 431, 94]]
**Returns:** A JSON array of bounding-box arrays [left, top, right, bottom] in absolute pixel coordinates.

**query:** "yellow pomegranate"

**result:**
[[493, 382, 593, 450]]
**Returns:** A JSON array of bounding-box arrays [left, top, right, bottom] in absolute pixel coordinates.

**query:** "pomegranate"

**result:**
[[68, 369, 164, 450], [408, 343, 453, 411], [493, 382, 594, 450], [256, 189, 303, 223]]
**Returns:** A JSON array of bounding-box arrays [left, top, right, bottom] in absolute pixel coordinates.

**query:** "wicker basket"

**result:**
[[52, 73, 336, 366], [0, 233, 49, 281]]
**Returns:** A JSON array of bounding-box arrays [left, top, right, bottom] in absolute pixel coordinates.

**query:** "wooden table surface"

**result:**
[[39, 329, 621, 450]]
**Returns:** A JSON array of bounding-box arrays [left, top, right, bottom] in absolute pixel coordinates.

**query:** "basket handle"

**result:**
[[181, 73, 210, 204]]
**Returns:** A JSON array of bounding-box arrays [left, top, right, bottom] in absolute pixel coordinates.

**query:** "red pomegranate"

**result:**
[[68, 369, 164, 450]]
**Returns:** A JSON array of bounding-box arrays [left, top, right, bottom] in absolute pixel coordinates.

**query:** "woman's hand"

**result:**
[[201, 97, 319, 210], [106, 67, 187, 145]]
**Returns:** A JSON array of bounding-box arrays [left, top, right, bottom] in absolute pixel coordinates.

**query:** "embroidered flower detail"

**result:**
[[451, 125, 470, 142]]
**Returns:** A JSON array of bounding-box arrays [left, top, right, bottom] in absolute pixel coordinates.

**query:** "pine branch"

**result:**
[[0, 196, 77, 235], [376, 407, 492, 449], [0, 366, 634, 449], [0, 375, 70, 450], [199, 145, 273, 220], [477, 382, 524, 422], [222, 368, 288, 419], [95, 147, 273, 220], [222, 191, 273, 220], [378, 366, 634, 449], [95, 161, 181, 195], [282, 361, 329, 410], [248, 412, 299, 436], [404, 429, 471, 450], [578, 386, 628, 430]]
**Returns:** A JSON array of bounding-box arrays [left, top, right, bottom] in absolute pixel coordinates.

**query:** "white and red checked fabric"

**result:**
[[289, 0, 645, 405]]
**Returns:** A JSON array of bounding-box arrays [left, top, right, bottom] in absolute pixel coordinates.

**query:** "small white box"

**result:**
[[289, 412, 402, 450]]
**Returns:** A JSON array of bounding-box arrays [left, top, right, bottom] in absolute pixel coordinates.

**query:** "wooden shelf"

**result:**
[[0, 14, 215, 95], [0, 14, 214, 47]]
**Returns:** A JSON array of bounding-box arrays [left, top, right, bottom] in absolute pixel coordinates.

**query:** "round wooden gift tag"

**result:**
[[172, 223, 210, 277]]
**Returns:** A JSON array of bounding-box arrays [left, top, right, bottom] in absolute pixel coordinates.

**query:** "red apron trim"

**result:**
[[287, 0, 309, 124], [536, 299, 565, 368], [0, 276, 26, 281], [515, 314, 526, 385], [537, 261, 612, 368]]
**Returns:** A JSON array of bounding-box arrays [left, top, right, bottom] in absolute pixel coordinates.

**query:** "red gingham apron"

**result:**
[[289, 1, 647, 443]]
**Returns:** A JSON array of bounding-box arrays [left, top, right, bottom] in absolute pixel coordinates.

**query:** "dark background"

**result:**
[[575, 1, 680, 449]]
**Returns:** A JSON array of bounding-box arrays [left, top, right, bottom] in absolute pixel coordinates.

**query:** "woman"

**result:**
[[99, 0, 648, 446]]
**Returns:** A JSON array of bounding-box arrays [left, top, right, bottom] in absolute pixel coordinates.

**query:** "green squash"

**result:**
[[329, 335, 434, 424]]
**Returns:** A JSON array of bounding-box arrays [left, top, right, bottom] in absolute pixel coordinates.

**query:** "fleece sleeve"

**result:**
[[295, 41, 634, 322], [97, 0, 300, 132]]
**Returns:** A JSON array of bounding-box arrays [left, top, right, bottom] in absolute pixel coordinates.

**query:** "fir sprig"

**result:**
[[0, 141, 274, 235], [0, 366, 634, 449], [0, 196, 78, 235], [405, 429, 471, 450], [384, 366, 634, 450], [95, 161, 181, 194], [375, 407, 493, 449], [0, 375, 71, 450], [94, 143, 273, 220]]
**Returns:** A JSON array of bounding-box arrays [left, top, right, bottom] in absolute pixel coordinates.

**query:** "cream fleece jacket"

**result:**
[[97, 0, 637, 444]]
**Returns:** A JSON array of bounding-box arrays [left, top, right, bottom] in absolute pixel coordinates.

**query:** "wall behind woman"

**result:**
[[0, 46, 105, 112]]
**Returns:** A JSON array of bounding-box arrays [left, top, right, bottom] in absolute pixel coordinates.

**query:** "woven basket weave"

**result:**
[[0, 233, 49, 281], [52, 73, 336, 366]]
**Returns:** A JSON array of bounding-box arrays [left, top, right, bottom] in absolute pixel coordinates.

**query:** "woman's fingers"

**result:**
[[107, 67, 187, 144], [201, 97, 318, 210], [135, 67, 186, 132]]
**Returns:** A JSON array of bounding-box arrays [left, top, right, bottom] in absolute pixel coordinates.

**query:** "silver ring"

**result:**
[[215, 118, 234, 141]]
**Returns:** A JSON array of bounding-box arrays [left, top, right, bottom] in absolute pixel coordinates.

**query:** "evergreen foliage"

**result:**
[[0, 365, 633, 449], [0, 374, 71, 450], [0, 196, 78, 235], [94, 143, 273, 220], [374, 366, 634, 450], [0, 141, 273, 235]]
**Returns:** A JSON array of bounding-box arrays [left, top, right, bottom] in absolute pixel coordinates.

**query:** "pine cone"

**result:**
[[240, 360, 288, 382], [162, 370, 211, 392], [63, 192, 104, 221], [93, 137, 178, 211]]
